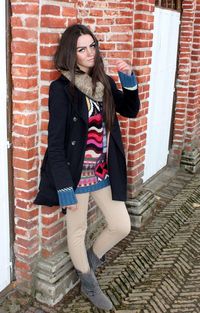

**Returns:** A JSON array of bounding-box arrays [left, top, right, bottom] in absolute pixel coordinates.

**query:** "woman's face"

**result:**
[[76, 34, 96, 73]]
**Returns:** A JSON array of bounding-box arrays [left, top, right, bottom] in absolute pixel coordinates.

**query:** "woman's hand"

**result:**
[[116, 60, 132, 76]]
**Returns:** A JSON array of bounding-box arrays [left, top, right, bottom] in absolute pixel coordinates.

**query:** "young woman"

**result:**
[[34, 24, 140, 310]]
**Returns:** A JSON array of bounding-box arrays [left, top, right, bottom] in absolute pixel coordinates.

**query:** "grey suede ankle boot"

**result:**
[[87, 247, 105, 272], [76, 268, 113, 310]]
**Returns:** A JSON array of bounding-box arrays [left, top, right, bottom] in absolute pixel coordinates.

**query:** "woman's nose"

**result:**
[[87, 47, 94, 56]]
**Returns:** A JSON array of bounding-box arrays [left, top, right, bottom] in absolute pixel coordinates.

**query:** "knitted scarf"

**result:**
[[61, 70, 104, 102]]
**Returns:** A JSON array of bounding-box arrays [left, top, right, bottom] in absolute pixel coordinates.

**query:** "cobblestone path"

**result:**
[[63, 173, 200, 313], [1, 170, 200, 313]]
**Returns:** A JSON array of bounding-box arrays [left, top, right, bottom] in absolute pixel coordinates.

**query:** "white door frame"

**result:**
[[143, 8, 180, 182], [0, 0, 11, 292]]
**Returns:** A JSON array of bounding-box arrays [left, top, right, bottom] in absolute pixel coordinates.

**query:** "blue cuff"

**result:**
[[118, 71, 137, 88], [57, 187, 77, 206]]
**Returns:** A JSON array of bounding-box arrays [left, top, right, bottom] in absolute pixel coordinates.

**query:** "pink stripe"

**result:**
[[88, 132, 102, 141], [87, 139, 102, 148], [89, 114, 102, 122], [78, 177, 97, 187]]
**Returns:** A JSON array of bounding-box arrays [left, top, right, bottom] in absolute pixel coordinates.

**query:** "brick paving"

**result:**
[[1, 168, 200, 313]]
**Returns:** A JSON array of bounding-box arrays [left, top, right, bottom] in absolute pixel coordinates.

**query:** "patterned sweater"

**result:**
[[57, 71, 137, 209], [75, 97, 110, 193]]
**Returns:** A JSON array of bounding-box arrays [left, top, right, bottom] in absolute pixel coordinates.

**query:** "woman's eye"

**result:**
[[78, 48, 85, 53], [90, 43, 96, 48]]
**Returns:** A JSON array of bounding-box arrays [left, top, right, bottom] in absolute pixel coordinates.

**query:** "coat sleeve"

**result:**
[[47, 80, 75, 191], [108, 75, 140, 118]]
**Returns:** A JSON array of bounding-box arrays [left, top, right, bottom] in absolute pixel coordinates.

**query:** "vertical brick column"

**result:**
[[184, 1, 200, 151], [195, 1, 200, 147], [127, 0, 154, 198], [39, 1, 77, 258], [169, 0, 196, 164], [11, 1, 40, 291]]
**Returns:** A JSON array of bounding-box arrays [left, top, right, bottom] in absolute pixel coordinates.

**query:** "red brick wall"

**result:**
[[10, 0, 200, 291]]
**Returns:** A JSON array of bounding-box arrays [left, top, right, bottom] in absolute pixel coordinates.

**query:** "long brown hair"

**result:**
[[54, 24, 115, 131]]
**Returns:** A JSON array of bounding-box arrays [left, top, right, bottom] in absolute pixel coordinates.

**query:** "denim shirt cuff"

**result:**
[[118, 71, 137, 88], [57, 186, 78, 206]]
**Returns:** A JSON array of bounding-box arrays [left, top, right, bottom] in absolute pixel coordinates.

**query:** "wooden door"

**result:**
[[143, 8, 180, 182]]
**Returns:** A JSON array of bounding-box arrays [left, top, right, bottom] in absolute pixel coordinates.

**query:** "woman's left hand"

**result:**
[[116, 60, 132, 76]]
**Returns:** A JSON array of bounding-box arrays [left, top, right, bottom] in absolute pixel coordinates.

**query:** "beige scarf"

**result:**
[[61, 70, 104, 102]]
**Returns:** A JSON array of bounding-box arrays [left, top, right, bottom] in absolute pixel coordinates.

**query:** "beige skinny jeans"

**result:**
[[66, 185, 131, 273]]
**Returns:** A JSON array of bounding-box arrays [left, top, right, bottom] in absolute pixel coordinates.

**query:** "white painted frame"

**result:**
[[0, 0, 11, 292]]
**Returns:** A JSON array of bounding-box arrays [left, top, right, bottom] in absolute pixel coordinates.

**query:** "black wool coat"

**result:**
[[34, 74, 140, 207]]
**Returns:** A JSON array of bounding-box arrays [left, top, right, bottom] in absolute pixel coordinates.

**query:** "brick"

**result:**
[[12, 66, 38, 77], [14, 169, 38, 181], [15, 260, 32, 272], [107, 34, 132, 42], [13, 147, 37, 159], [11, 16, 23, 27], [14, 178, 37, 190], [41, 5, 60, 15], [96, 18, 114, 25], [41, 71, 59, 81], [41, 17, 66, 28], [11, 4, 39, 15], [40, 85, 49, 95], [25, 17, 38, 27], [41, 206, 59, 215], [15, 189, 37, 202], [135, 3, 154, 12], [90, 9, 103, 17], [95, 26, 110, 32], [16, 199, 33, 210], [13, 78, 38, 89], [13, 114, 37, 125], [42, 215, 59, 226], [134, 22, 154, 30], [16, 218, 38, 230], [13, 136, 37, 149], [12, 29, 37, 40], [40, 33, 59, 44], [13, 158, 37, 171], [62, 7, 77, 17], [108, 3, 133, 9], [42, 221, 64, 238], [40, 45, 57, 56], [134, 14, 154, 23], [13, 125, 38, 136], [13, 90, 38, 101], [15, 236, 38, 249], [15, 208, 38, 220], [11, 41, 37, 54], [115, 18, 133, 25]]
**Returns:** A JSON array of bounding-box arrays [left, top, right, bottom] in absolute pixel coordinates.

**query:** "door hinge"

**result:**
[[9, 261, 13, 274], [7, 141, 12, 149]]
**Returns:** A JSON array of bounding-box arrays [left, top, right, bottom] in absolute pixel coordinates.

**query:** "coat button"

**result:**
[[71, 140, 76, 146], [73, 116, 78, 122], [67, 161, 70, 166]]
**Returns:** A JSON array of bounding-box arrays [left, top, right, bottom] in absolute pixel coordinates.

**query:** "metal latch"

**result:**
[[7, 141, 12, 149]]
